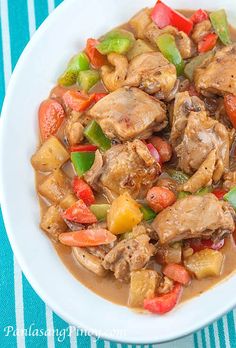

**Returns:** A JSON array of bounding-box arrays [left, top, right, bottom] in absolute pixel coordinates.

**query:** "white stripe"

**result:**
[[13, 258, 25, 348], [204, 327, 210, 348], [222, 316, 230, 348], [45, 306, 55, 348], [158, 334, 194, 348], [70, 328, 77, 348], [47, 0, 55, 13], [0, 0, 12, 88], [27, 0, 36, 37], [213, 321, 220, 348], [117, 344, 122, 348], [197, 331, 203, 348], [90, 337, 97, 348], [104, 341, 110, 348]]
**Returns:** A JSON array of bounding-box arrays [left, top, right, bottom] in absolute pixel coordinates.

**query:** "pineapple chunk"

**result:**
[[107, 192, 143, 234], [59, 193, 77, 210], [40, 205, 67, 241], [128, 270, 161, 307], [31, 136, 69, 172], [38, 169, 70, 203], [127, 39, 154, 61], [184, 249, 224, 279]]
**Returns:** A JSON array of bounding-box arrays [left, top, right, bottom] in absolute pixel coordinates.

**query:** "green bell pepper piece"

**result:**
[[90, 204, 110, 221], [58, 52, 90, 86], [184, 50, 215, 81], [140, 204, 157, 221], [196, 186, 212, 196], [224, 186, 236, 209], [71, 152, 95, 177], [177, 191, 191, 199], [77, 70, 100, 92], [168, 170, 189, 184], [156, 33, 185, 76], [84, 120, 111, 152], [210, 10, 231, 45], [96, 29, 135, 55]]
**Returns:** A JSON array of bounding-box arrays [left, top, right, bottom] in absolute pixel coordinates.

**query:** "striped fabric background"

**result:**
[[0, 0, 236, 347]]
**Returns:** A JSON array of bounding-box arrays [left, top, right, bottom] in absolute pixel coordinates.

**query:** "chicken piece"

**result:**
[[191, 20, 212, 43], [152, 194, 235, 244], [99, 139, 161, 200], [129, 8, 152, 39], [101, 53, 128, 92], [102, 234, 156, 281], [195, 44, 236, 96], [84, 150, 103, 188], [145, 23, 196, 59], [223, 171, 236, 190], [124, 52, 177, 99], [88, 87, 167, 141]]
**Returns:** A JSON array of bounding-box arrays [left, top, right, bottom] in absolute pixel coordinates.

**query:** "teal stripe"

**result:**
[[77, 332, 91, 348], [8, 0, 30, 68], [96, 338, 105, 348], [194, 333, 199, 348], [208, 323, 216, 348], [54, 0, 64, 7], [0, 17, 5, 111], [53, 313, 71, 347], [201, 329, 206, 348], [0, 209, 17, 348], [110, 342, 118, 348], [22, 275, 48, 348], [227, 312, 236, 346], [217, 318, 226, 348], [34, 0, 49, 28]]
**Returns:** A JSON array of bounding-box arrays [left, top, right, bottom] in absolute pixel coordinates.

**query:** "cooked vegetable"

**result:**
[[196, 186, 212, 195], [168, 170, 189, 184], [147, 186, 176, 213], [62, 199, 97, 223], [144, 283, 183, 314], [184, 249, 224, 279], [93, 93, 108, 102], [63, 90, 95, 112], [59, 229, 116, 247], [177, 191, 191, 199], [151, 1, 193, 35], [184, 50, 215, 81], [85, 38, 107, 69], [31, 136, 69, 172], [59, 193, 77, 210], [72, 177, 95, 206], [71, 151, 95, 177], [84, 120, 111, 152], [187, 238, 225, 252], [127, 39, 154, 61], [156, 33, 184, 75], [40, 205, 67, 241], [58, 52, 90, 86], [90, 204, 110, 221], [212, 188, 227, 200], [96, 29, 135, 55], [73, 247, 107, 276], [77, 70, 100, 92], [224, 186, 236, 209], [128, 270, 161, 307], [163, 263, 191, 285], [140, 204, 157, 221], [149, 136, 172, 163], [38, 169, 69, 203], [70, 144, 98, 153], [210, 10, 231, 45], [156, 243, 182, 265], [107, 192, 143, 234], [224, 94, 236, 129], [190, 9, 209, 24], [146, 143, 161, 163], [38, 99, 65, 141], [198, 33, 218, 53]]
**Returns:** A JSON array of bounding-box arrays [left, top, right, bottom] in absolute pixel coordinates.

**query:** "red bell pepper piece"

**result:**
[[38, 99, 65, 141], [163, 264, 191, 285], [190, 9, 209, 24], [94, 93, 108, 103], [62, 90, 95, 112], [151, 1, 193, 35], [187, 238, 225, 252], [70, 144, 98, 152], [85, 38, 107, 69], [72, 177, 95, 206], [59, 229, 116, 247], [198, 33, 218, 53], [224, 94, 236, 129], [62, 199, 97, 224], [144, 283, 182, 314], [212, 188, 227, 200]]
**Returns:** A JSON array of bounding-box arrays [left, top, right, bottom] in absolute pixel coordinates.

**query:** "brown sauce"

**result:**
[[36, 9, 236, 308]]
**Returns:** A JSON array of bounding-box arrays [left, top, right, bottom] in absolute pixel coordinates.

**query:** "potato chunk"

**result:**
[[127, 39, 154, 61], [40, 205, 67, 241], [107, 192, 143, 234], [59, 193, 77, 210], [38, 169, 70, 203], [31, 136, 69, 172], [184, 249, 224, 279], [128, 270, 160, 307]]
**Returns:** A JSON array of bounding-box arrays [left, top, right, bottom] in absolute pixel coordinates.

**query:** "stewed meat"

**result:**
[[191, 20, 212, 43]]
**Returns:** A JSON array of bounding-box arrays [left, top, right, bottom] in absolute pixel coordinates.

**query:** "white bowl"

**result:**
[[1, 0, 236, 344]]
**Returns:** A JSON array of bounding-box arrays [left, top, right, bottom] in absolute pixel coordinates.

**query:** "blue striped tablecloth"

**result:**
[[0, 1, 236, 347]]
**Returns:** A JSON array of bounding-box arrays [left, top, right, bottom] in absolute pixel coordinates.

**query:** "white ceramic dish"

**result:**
[[1, 0, 236, 344]]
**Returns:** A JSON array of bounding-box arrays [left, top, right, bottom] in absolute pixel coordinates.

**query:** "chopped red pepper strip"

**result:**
[[144, 283, 182, 314], [198, 33, 218, 53], [73, 177, 95, 206], [190, 9, 209, 24], [70, 144, 98, 152], [85, 38, 107, 69], [187, 238, 225, 252], [63, 90, 95, 112], [224, 94, 236, 129], [212, 188, 227, 200], [62, 199, 97, 224], [151, 0, 193, 35], [94, 93, 108, 103]]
